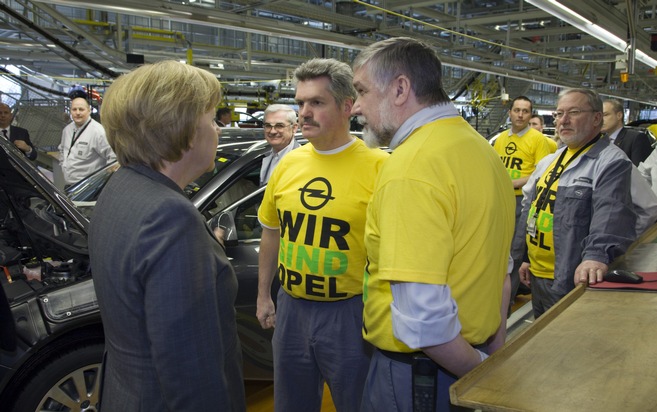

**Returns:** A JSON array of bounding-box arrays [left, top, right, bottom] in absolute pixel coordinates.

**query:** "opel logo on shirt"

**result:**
[[505, 142, 518, 155], [299, 177, 335, 210], [544, 164, 565, 184]]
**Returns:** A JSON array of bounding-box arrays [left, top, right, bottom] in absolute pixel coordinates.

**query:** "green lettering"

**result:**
[[323, 250, 348, 275], [279, 238, 286, 262], [283, 238, 294, 267], [527, 205, 537, 222], [537, 211, 553, 232], [295, 245, 319, 273]]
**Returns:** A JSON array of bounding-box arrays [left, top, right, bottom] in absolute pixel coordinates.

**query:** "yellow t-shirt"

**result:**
[[363, 117, 515, 351], [647, 124, 657, 140], [258, 139, 388, 301], [545, 136, 558, 153], [493, 128, 552, 196], [526, 146, 592, 279]]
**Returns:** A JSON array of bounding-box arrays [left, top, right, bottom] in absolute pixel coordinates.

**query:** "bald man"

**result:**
[[58, 97, 115, 186]]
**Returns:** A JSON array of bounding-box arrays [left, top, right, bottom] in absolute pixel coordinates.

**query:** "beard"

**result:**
[[362, 124, 394, 148], [357, 100, 397, 149]]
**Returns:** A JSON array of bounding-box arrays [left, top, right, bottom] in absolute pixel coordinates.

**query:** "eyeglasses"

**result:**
[[263, 123, 292, 132], [552, 109, 596, 120]]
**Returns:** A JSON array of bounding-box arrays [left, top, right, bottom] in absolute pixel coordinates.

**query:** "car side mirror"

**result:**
[[210, 211, 238, 248]]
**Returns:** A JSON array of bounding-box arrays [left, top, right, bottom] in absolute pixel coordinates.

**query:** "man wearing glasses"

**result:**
[[517, 88, 636, 318], [259, 104, 300, 186]]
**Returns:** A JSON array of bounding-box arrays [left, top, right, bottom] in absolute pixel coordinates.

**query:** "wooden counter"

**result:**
[[450, 226, 657, 411]]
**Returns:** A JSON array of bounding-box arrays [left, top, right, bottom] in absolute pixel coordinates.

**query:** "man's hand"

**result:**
[[256, 296, 276, 329], [512, 176, 530, 190], [519, 262, 532, 287], [574, 260, 608, 285], [212, 227, 225, 247], [13, 140, 30, 153], [257, 227, 280, 329]]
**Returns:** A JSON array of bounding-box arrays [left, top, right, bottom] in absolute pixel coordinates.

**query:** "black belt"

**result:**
[[378, 349, 460, 381], [379, 349, 428, 365]]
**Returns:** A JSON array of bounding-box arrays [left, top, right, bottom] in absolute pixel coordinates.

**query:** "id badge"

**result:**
[[526, 214, 537, 237]]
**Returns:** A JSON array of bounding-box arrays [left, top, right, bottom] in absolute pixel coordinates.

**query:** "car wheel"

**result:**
[[11, 342, 103, 412]]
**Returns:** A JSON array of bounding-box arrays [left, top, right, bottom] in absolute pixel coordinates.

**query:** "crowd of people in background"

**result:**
[[3, 35, 657, 412]]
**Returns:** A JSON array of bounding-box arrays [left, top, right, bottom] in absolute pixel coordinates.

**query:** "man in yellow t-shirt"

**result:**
[[257, 58, 388, 412], [352, 37, 515, 411], [493, 97, 552, 309]]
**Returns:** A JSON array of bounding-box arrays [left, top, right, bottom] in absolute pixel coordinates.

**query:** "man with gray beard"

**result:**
[[351, 37, 515, 411]]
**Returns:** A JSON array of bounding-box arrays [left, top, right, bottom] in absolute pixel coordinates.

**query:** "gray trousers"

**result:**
[[272, 290, 372, 412], [509, 195, 525, 309], [360, 350, 473, 412], [530, 274, 566, 318]]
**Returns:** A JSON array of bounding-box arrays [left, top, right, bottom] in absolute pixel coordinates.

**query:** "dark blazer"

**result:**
[[89, 164, 245, 411], [614, 127, 654, 166], [7, 126, 37, 160]]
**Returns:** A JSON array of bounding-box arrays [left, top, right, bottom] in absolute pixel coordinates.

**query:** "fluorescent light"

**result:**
[[526, 0, 626, 52], [636, 50, 657, 68], [586, 24, 627, 52], [527, 0, 657, 68], [542, 0, 593, 25]]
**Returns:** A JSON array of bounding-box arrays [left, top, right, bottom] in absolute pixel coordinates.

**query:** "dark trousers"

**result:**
[[530, 274, 566, 318], [361, 350, 474, 412]]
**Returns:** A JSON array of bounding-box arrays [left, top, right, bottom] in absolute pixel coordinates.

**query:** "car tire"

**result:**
[[10, 342, 104, 412]]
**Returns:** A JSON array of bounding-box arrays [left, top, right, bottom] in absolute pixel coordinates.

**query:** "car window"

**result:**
[[67, 163, 120, 202], [205, 160, 261, 217], [232, 189, 265, 240], [185, 151, 244, 197], [69, 142, 265, 203]]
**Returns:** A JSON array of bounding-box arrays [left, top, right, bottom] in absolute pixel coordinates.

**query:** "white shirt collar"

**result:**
[[607, 127, 622, 143], [508, 125, 531, 137], [389, 103, 459, 149]]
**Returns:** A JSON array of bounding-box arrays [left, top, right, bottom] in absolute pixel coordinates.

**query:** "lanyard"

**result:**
[[67, 119, 92, 158], [532, 134, 601, 217]]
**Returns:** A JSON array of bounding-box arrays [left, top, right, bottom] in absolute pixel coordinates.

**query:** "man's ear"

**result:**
[[392, 75, 412, 106], [593, 111, 604, 127], [343, 98, 354, 115]]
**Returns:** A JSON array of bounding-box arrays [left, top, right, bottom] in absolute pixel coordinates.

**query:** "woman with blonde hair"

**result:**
[[89, 60, 245, 411]]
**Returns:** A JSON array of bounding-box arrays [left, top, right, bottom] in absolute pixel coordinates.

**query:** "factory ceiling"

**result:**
[[2, 0, 657, 110]]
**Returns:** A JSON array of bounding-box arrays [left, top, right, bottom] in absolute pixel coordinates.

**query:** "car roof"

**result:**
[[67, 139, 274, 203]]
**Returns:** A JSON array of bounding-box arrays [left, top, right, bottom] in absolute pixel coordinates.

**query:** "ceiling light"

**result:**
[[636, 50, 657, 68], [526, 0, 657, 68]]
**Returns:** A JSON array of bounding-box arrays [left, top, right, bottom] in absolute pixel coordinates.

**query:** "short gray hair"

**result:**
[[264, 104, 297, 124], [352, 37, 450, 105], [558, 88, 603, 113], [293, 58, 356, 106]]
